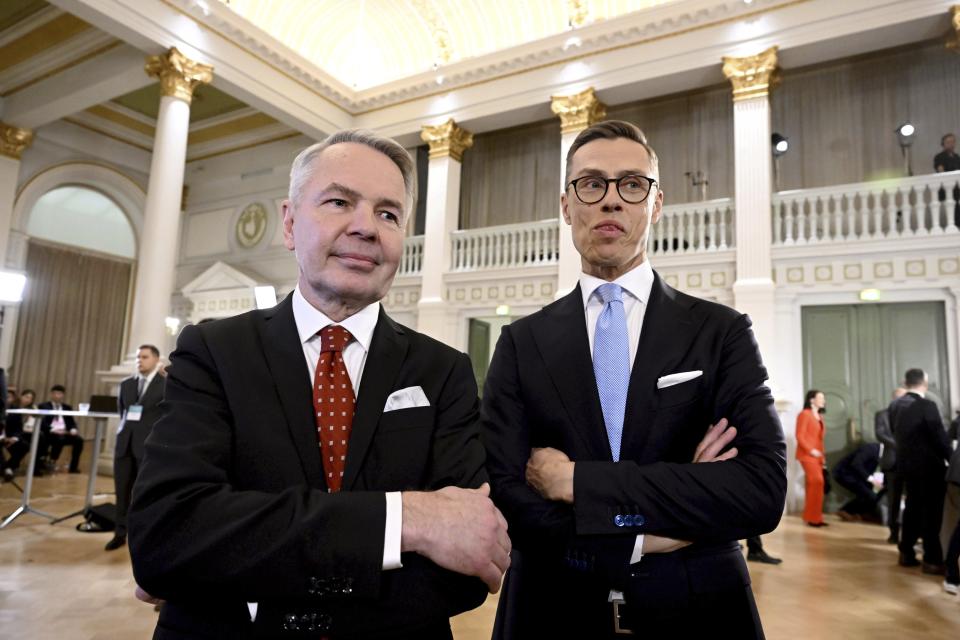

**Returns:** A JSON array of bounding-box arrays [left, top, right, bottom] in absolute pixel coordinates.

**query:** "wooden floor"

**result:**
[[2, 468, 959, 639]]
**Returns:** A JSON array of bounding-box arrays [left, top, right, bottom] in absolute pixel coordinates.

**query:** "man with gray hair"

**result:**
[[130, 130, 509, 639]]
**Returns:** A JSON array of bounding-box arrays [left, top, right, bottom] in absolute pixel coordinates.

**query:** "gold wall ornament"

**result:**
[[722, 46, 780, 101], [567, 0, 590, 28], [550, 87, 607, 134], [145, 47, 214, 104], [236, 202, 269, 248], [0, 122, 34, 159], [420, 119, 474, 162], [947, 6, 960, 53]]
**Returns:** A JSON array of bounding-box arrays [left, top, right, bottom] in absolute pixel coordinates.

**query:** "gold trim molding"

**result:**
[[722, 46, 779, 101], [420, 119, 473, 162], [947, 6, 960, 53], [550, 88, 607, 134], [0, 123, 34, 159], [145, 47, 214, 104]]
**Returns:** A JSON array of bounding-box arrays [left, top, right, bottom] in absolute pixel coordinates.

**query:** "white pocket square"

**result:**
[[383, 386, 430, 412], [657, 370, 703, 389]]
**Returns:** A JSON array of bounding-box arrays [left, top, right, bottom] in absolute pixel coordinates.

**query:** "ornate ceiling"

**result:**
[[218, 0, 679, 90]]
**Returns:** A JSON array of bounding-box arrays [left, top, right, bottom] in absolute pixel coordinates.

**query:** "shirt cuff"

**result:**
[[382, 491, 403, 570], [629, 534, 644, 565]]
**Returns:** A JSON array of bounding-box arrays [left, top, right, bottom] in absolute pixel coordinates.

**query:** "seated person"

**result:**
[[2, 390, 30, 480], [38, 385, 83, 474], [833, 442, 882, 522]]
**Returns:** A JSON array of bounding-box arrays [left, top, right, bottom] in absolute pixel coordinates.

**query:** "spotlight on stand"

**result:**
[[896, 122, 916, 176], [771, 133, 789, 191]]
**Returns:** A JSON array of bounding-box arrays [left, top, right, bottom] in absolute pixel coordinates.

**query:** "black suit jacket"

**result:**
[[482, 274, 786, 634], [890, 392, 950, 479], [875, 408, 897, 471], [116, 373, 165, 460], [129, 296, 487, 639], [37, 402, 76, 433]]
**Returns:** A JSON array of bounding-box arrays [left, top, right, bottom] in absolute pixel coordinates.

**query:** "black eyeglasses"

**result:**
[[566, 174, 658, 205]]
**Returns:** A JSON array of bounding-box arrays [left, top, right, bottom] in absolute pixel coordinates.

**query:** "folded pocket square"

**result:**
[[383, 386, 430, 412], [657, 370, 703, 389]]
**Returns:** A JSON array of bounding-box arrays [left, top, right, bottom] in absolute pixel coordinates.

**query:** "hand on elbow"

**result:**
[[525, 447, 575, 503]]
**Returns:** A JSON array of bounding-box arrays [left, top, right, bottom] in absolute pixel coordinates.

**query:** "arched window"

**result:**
[[26, 186, 135, 258]]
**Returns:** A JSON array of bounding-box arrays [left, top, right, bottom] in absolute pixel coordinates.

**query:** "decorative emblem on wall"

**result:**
[[236, 202, 268, 248]]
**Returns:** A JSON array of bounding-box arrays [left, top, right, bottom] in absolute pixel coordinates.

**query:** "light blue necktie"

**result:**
[[593, 283, 630, 462]]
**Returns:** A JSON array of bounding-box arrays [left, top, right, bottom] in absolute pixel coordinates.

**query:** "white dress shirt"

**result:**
[[292, 286, 402, 571], [578, 260, 655, 573]]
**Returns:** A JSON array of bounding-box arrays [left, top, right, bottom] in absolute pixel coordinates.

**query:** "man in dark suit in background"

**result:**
[[876, 387, 906, 542], [129, 130, 509, 639], [105, 344, 165, 552], [891, 368, 951, 573], [38, 385, 82, 473], [482, 121, 786, 639]]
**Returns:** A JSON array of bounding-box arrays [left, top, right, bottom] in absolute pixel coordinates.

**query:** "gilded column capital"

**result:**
[[0, 122, 34, 159], [550, 88, 607, 135], [420, 119, 474, 162], [722, 46, 779, 102], [145, 47, 214, 104], [947, 6, 960, 53]]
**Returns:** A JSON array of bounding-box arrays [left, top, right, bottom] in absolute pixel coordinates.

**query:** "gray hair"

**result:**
[[288, 129, 417, 218]]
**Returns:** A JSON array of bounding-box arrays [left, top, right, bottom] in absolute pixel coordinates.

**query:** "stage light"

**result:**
[[896, 122, 916, 175], [254, 285, 277, 309], [0, 271, 26, 303], [772, 133, 789, 157]]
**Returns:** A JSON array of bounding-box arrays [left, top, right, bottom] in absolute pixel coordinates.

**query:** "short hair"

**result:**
[[21, 388, 35, 398], [942, 133, 955, 146], [804, 389, 821, 409], [904, 368, 926, 387], [50, 384, 65, 393], [564, 120, 661, 187], [288, 129, 417, 219], [138, 344, 160, 357]]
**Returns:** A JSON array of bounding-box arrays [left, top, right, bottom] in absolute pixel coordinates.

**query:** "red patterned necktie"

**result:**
[[312, 325, 355, 492]]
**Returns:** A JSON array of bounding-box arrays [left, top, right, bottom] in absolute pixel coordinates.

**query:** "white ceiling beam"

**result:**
[[3, 43, 152, 129]]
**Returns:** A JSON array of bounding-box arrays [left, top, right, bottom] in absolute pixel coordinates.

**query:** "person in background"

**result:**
[[38, 385, 83, 474], [934, 133, 960, 227], [833, 442, 882, 523], [1, 389, 30, 481], [797, 389, 828, 527], [890, 368, 951, 573], [876, 387, 907, 543], [940, 418, 959, 595], [745, 536, 782, 565]]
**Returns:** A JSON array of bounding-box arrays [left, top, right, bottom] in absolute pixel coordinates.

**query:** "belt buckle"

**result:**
[[612, 599, 634, 635]]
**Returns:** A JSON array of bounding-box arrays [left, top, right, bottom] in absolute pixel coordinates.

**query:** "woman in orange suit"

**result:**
[[796, 389, 828, 527]]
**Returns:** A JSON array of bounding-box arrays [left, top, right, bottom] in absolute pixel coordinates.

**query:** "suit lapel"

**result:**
[[621, 272, 704, 457], [342, 307, 407, 490], [257, 295, 326, 490], [532, 286, 611, 460]]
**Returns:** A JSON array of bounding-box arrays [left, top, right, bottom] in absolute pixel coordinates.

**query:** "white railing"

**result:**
[[650, 198, 735, 256], [398, 235, 424, 276], [772, 171, 960, 246], [451, 219, 559, 271]]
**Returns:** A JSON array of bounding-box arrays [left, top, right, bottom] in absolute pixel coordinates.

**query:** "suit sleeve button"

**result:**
[[635, 515, 645, 526], [614, 514, 625, 527]]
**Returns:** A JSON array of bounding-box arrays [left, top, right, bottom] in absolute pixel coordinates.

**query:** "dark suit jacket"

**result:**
[[116, 373, 165, 461], [37, 402, 77, 433], [875, 408, 897, 471], [482, 274, 786, 636], [129, 296, 487, 639], [890, 392, 950, 479]]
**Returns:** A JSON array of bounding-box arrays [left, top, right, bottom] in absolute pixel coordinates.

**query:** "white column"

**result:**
[[0, 124, 33, 368], [723, 48, 778, 370], [416, 119, 472, 346], [551, 88, 606, 298], [125, 48, 212, 356]]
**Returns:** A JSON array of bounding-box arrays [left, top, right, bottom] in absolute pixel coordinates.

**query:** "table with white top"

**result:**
[[1, 408, 117, 529]]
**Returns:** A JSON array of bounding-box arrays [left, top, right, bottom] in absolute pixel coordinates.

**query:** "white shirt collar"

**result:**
[[140, 365, 160, 386], [579, 260, 654, 308], [292, 285, 379, 353]]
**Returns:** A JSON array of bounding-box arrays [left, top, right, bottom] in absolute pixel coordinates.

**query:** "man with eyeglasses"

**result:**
[[482, 120, 786, 638]]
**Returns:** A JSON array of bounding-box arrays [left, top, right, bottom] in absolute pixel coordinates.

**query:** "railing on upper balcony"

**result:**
[[398, 235, 424, 276], [451, 219, 559, 271], [772, 171, 960, 246], [650, 198, 735, 256]]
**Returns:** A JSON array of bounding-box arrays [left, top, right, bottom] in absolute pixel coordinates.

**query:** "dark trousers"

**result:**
[[884, 469, 905, 539], [746, 536, 764, 554], [946, 484, 960, 585], [835, 467, 878, 515], [49, 433, 84, 472], [2, 438, 30, 471], [899, 474, 947, 565], [113, 449, 140, 537]]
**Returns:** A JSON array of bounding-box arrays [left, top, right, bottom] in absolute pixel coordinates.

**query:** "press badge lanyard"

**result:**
[[126, 377, 149, 422]]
